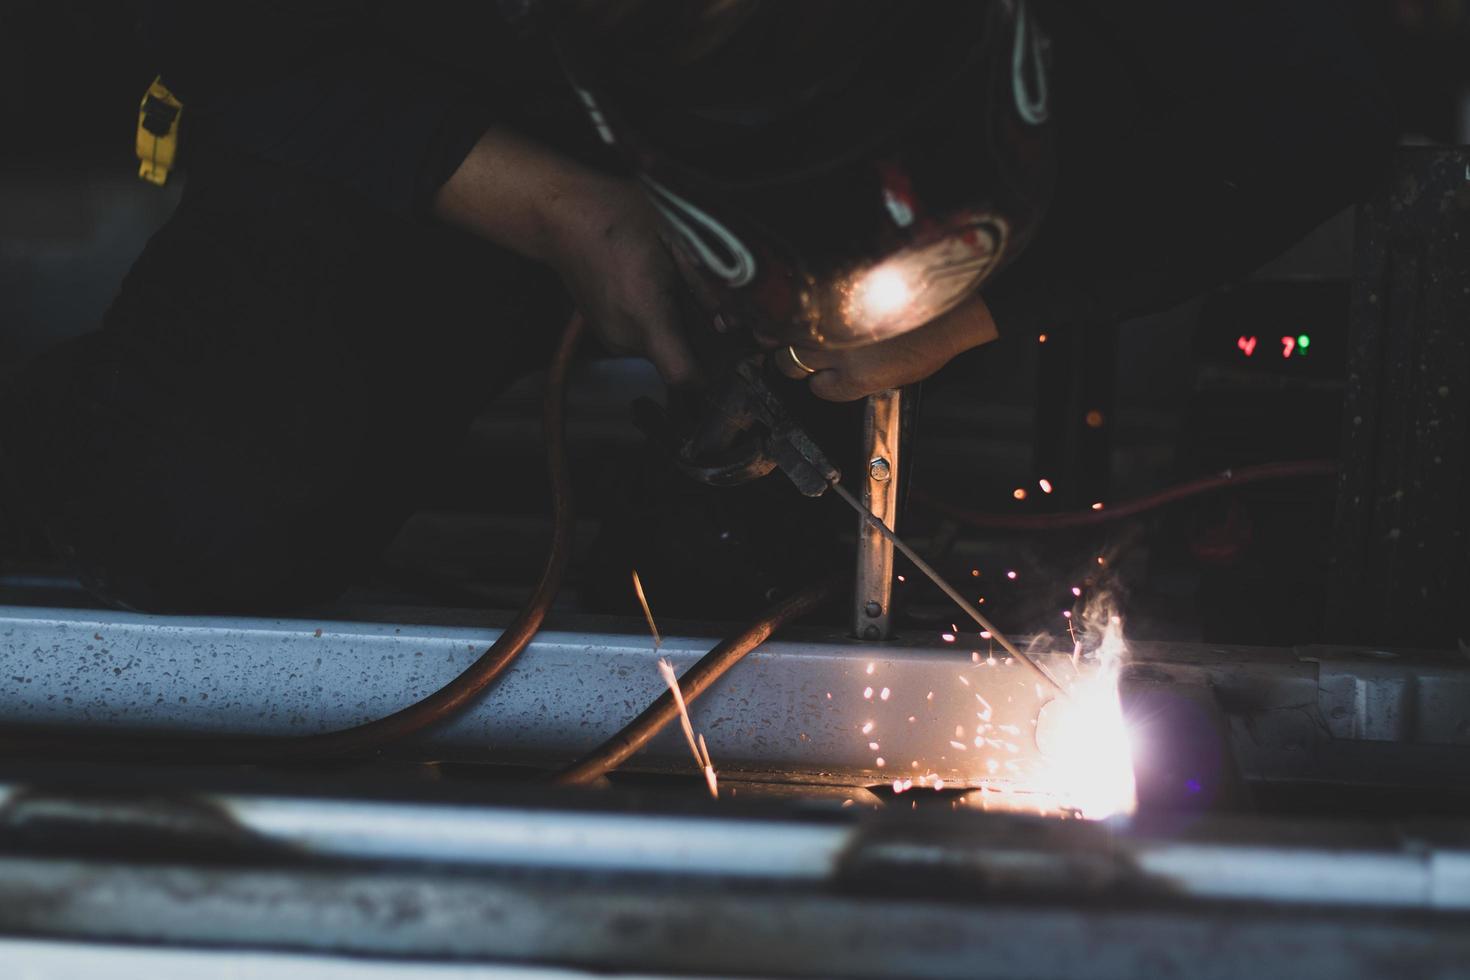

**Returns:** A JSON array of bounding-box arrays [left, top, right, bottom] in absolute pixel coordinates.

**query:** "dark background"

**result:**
[[2, 1, 1466, 648]]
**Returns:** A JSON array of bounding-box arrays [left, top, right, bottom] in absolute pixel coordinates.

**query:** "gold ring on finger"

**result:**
[[786, 345, 818, 376]]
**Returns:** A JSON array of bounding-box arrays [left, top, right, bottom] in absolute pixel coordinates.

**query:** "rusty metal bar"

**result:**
[[854, 389, 902, 640]]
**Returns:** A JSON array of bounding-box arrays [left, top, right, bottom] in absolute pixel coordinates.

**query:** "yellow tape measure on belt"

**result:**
[[136, 76, 183, 187]]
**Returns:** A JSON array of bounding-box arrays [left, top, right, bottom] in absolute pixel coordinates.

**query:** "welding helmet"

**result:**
[[537, 0, 1054, 350]]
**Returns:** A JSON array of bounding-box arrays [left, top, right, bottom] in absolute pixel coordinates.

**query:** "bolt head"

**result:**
[[864, 600, 883, 618], [869, 457, 892, 482]]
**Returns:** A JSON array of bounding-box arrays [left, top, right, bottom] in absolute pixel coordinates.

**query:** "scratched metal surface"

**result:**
[[2, 606, 1467, 788], [0, 605, 1070, 786]]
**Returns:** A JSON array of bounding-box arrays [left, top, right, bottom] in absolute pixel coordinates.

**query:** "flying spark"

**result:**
[[657, 658, 718, 798], [631, 570, 661, 649]]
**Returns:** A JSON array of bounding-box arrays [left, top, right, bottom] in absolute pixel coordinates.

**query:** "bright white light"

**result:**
[[1032, 617, 1137, 820], [836, 217, 1006, 344], [854, 266, 912, 322]]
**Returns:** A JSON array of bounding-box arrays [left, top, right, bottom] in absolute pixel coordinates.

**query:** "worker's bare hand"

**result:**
[[541, 176, 698, 387], [434, 129, 696, 387], [774, 293, 1000, 401]]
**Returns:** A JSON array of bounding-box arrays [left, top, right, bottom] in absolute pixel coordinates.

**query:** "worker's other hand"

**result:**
[[774, 293, 1000, 401], [434, 129, 697, 387]]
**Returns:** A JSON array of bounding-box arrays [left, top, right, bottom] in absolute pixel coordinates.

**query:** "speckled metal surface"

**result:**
[[2, 606, 1467, 789], [0, 605, 1069, 785]]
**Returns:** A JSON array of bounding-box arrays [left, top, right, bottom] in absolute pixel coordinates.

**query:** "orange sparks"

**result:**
[[697, 733, 719, 799], [1038, 333, 1049, 343], [1013, 487, 1028, 501], [631, 570, 661, 649], [1039, 478, 1054, 494], [657, 658, 717, 798], [1006, 570, 1018, 580], [1072, 586, 1083, 597], [1091, 501, 1104, 511]]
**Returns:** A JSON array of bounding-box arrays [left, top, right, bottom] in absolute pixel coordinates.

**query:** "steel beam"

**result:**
[[0, 604, 1070, 786], [1, 606, 1468, 789], [0, 780, 1467, 978]]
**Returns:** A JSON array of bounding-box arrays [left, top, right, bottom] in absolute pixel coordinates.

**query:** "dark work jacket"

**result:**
[[139, 0, 1396, 336]]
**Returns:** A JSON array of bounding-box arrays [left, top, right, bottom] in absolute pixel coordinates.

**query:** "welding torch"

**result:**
[[709, 364, 1064, 697], [828, 479, 1066, 697]]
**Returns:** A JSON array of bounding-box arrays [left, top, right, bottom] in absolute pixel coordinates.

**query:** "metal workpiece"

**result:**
[[2, 857, 1465, 980], [1, 606, 1468, 790], [0, 939, 628, 980], [0, 779, 1468, 909], [0, 604, 1067, 786], [854, 388, 903, 640], [0, 779, 1467, 979]]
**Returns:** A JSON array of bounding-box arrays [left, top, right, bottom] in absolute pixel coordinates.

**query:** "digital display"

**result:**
[[1195, 281, 1344, 380], [1236, 334, 1312, 360]]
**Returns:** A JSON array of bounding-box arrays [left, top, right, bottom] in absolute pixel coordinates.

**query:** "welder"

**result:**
[[0, 1, 1394, 614]]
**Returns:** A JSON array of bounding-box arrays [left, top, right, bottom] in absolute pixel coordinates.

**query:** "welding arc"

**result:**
[[912, 459, 1339, 531], [0, 312, 585, 763], [830, 482, 1066, 698], [552, 575, 843, 785]]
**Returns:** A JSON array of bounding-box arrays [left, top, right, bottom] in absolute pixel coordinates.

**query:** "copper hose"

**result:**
[[553, 574, 842, 785], [0, 311, 585, 762], [912, 459, 1339, 532], [261, 309, 586, 759], [6, 307, 836, 778]]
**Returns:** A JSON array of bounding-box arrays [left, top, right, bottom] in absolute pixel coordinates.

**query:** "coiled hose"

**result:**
[[2, 310, 834, 776]]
